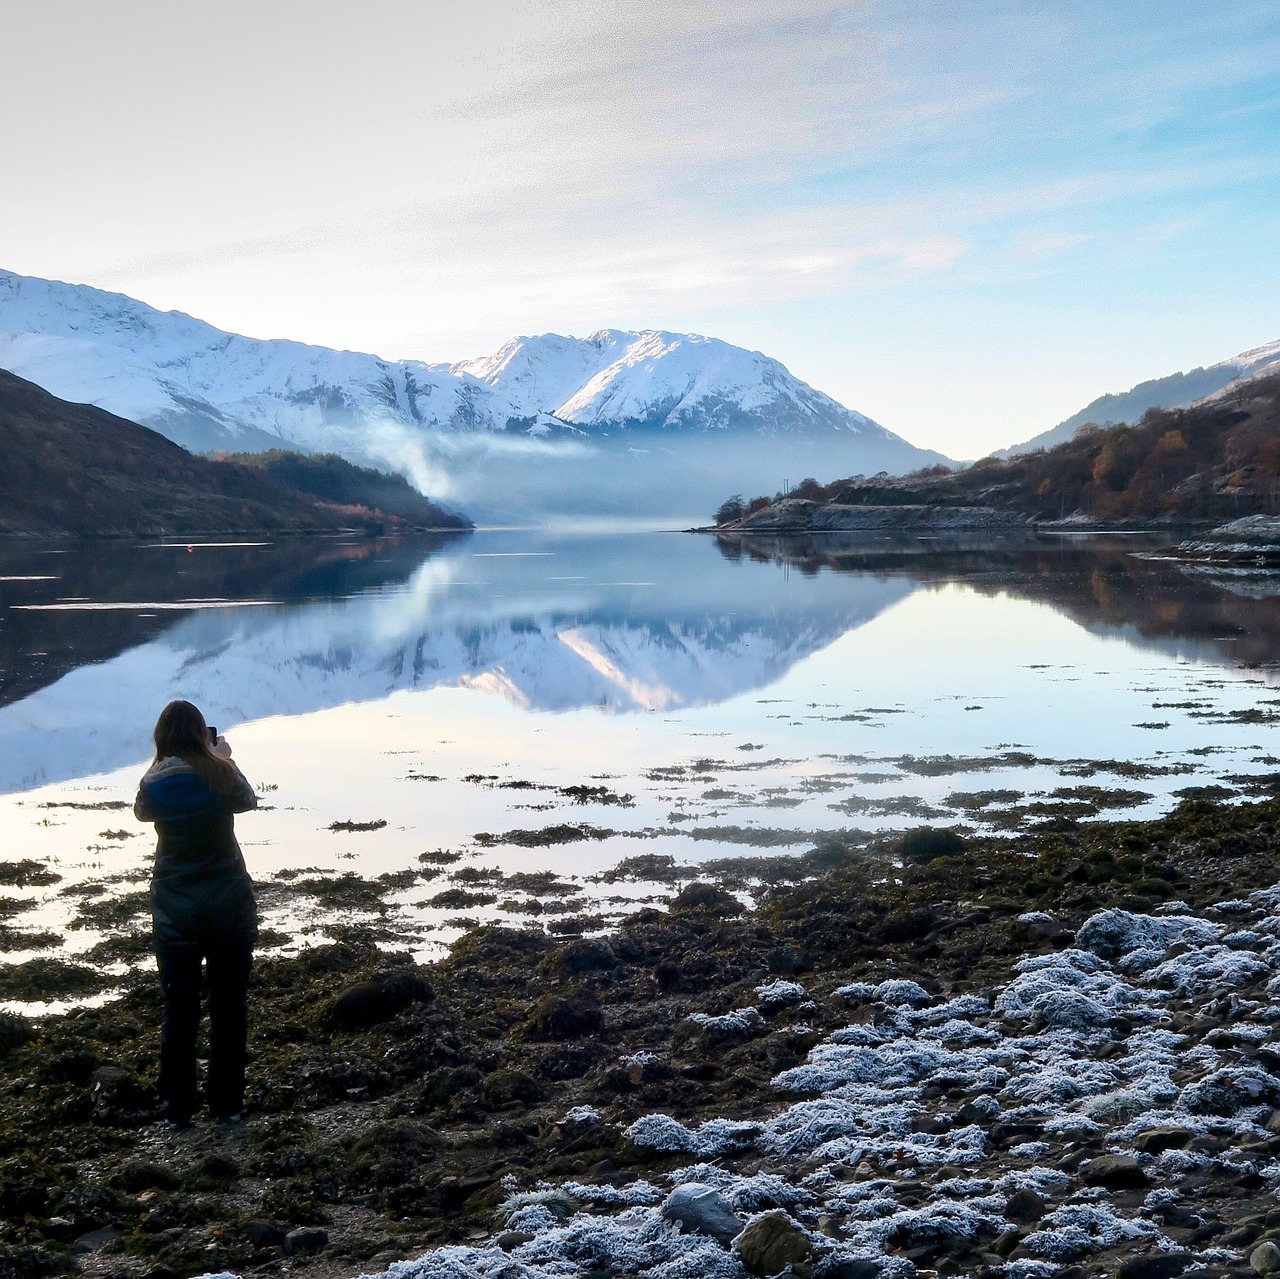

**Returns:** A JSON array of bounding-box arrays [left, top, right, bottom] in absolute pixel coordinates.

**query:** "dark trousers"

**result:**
[[155, 937, 253, 1121]]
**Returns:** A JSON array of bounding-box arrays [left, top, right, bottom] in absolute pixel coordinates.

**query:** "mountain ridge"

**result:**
[[1001, 337, 1280, 457]]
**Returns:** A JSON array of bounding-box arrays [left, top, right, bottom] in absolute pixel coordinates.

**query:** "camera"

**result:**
[[207, 726, 219, 743]]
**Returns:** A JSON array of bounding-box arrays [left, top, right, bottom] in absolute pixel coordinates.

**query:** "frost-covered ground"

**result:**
[[196, 888, 1280, 1279]]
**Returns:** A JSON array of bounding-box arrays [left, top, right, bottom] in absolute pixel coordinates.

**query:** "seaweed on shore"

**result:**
[[0, 956, 107, 999], [892, 750, 1040, 776], [474, 824, 617, 848], [0, 860, 60, 888]]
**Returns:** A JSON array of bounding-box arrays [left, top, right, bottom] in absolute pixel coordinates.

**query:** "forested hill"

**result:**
[[717, 374, 1280, 527], [224, 450, 464, 523], [0, 370, 469, 536]]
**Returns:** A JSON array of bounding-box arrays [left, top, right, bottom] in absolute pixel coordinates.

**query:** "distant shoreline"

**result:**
[[689, 500, 1223, 537], [0, 524, 472, 542]]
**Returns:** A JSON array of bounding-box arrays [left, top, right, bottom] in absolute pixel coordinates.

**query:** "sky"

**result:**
[[3, 0, 1279, 457]]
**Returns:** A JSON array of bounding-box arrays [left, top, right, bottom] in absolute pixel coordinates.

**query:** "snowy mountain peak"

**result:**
[[1233, 339, 1280, 372], [452, 327, 880, 436]]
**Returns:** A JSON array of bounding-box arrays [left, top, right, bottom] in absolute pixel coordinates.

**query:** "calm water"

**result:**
[[2, 527, 1279, 999]]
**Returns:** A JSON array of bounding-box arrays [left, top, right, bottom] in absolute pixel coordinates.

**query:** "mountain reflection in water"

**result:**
[[1, 527, 1279, 795]]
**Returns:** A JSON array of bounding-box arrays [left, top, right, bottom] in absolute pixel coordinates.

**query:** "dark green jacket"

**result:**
[[134, 756, 257, 949]]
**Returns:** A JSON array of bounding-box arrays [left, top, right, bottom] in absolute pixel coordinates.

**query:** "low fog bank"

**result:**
[[355, 428, 936, 524]]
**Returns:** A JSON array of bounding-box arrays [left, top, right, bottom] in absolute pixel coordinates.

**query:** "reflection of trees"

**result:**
[[717, 531, 1280, 669], [0, 533, 465, 708]]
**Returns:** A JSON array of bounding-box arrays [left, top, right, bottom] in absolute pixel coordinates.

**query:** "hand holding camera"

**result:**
[[207, 726, 233, 761]]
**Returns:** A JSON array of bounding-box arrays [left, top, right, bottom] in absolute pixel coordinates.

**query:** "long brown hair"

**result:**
[[151, 700, 240, 794]]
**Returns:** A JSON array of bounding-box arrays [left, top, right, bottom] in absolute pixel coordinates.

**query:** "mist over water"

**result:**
[[351, 428, 918, 520]]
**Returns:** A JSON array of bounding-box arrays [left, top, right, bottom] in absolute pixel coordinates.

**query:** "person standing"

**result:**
[[134, 700, 258, 1127]]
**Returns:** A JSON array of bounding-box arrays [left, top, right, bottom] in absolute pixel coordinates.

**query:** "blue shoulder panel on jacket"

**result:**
[[143, 772, 216, 816]]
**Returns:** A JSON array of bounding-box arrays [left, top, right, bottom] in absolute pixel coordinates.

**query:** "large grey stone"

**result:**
[[1005, 1188, 1047, 1223], [283, 1227, 328, 1256], [1133, 1126, 1193, 1155], [74, 1226, 121, 1253], [243, 1220, 286, 1248], [1253, 1241, 1280, 1276], [1115, 1253, 1193, 1279], [733, 1211, 812, 1276], [661, 1183, 744, 1247], [1081, 1154, 1148, 1189]]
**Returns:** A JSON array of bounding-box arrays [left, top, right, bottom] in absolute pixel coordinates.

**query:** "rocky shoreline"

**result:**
[[704, 499, 1035, 535], [5, 796, 1280, 1279], [705, 504, 1280, 562], [1175, 517, 1280, 562]]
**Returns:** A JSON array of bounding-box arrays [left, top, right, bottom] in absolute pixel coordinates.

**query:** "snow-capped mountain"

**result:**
[[1001, 338, 1280, 457], [450, 329, 885, 438], [0, 269, 538, 455], [0, 269, 947, 515]]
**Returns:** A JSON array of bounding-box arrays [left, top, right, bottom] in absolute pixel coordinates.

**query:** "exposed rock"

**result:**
[[731, 498, 1029, 533], [325, 968, 433, 1029], [1253, 1241, 1280, 1275], [243, 1220, 287, 1248], [1020, 912, 1070, 941], [528, 989, 604, 1039], [1134, 1126, 1194, 1154], [74, 1225, 122, 1253], [734, 1210, 812, 1276], [992, 1230, 1024, 1257], [1226, 1225, 1265, 1246], [282, 1227, 329, 1256], [1081, 1154, 1149, 1189], [496, 1230, 536, 1251], [1179, 516, 1280, 559], [661, 1183, 744, 1246], [1005, 1188, 1047, 1223], [1115, 1254, 1195, 1279]]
